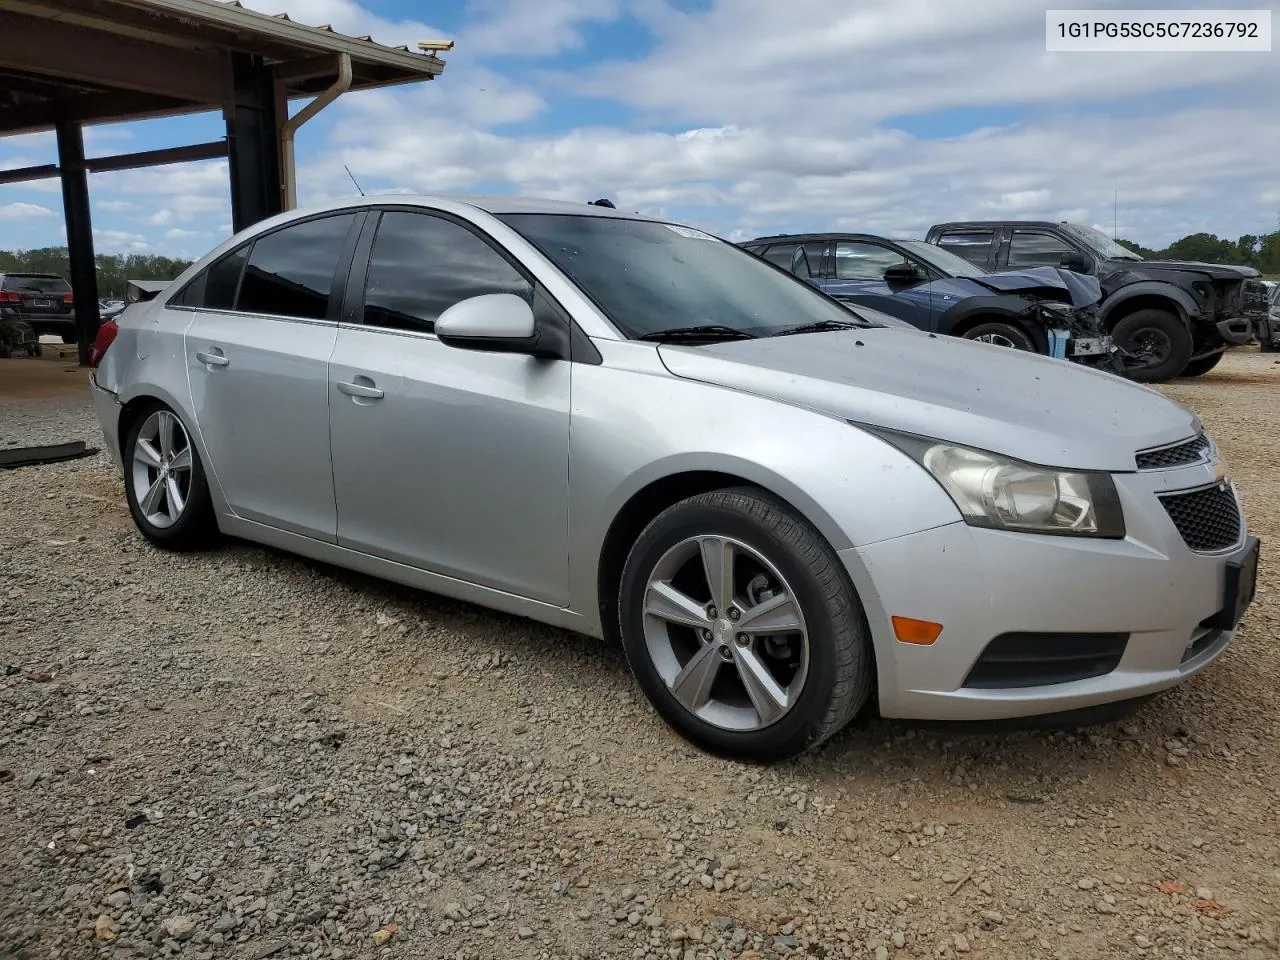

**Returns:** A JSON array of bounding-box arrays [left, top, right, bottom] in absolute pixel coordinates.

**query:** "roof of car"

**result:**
[[931, 221, 1061, 230], [743, 232, 916, 246], [290, 193, 658, 222]]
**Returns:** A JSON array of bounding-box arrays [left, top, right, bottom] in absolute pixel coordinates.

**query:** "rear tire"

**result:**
[[960, 322, 1037, 352], [123, 402, 217, 551], [618, 486, 874, 763], [1110, 309, 1192, 383], [1178, 352, 1225, 378]]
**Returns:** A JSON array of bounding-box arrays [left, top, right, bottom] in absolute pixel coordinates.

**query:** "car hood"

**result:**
[[1102, 258, 1260, 281], [658, 328, 1198, 471], [967, 266, 1102, 308]]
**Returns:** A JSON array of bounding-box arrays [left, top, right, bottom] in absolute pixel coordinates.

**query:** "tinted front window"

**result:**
[[935, 231, 993, 266], [498, 214, 873, 338], [834, 241, 906, 280], [236, 214, 355, 320], [362, 212, 531, 333], [896, 240, 988, 278], [1007, 231, 1076, 269]]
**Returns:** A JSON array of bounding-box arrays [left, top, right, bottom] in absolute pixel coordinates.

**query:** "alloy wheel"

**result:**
[[974, 332, 1018, 348], [131, 410, 193, 529], [641, 535, 810, 732], [1121, 328, 1171, 371]]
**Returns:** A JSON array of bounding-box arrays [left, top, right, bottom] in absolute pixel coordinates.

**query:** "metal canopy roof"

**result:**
[[0, 0, 448, 136]]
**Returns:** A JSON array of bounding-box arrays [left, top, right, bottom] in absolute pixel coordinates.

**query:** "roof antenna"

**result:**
[[345, 164, 365, 197]]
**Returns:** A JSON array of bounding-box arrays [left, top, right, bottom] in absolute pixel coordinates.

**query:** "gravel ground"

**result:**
[[2, 350, 1278, 960]]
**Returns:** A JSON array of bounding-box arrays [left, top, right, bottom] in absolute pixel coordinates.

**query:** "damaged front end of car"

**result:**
[[970, 266, 1126, 374], [1035, 299, 1124, 373]]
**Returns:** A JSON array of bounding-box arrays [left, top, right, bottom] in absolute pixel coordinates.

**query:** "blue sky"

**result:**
[[1, 0, 1277, 258]]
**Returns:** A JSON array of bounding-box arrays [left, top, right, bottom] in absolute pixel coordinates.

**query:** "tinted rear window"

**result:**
[[2, 275, 71, 293]]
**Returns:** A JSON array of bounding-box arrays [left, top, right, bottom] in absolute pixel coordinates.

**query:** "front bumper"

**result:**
[[89, 372, 124, 474], [843, 458, 1255, 721]]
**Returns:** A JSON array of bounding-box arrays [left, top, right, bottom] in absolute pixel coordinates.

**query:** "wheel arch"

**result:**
[[595, 467, 853, 647], [114, 384, 230, 517], [939, 299, 1046, 352], [1099, 285, 1196, 329]]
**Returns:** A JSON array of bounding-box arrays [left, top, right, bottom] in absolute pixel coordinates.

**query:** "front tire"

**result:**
[[1178, 351, 1225, 378], [618, 487, 873, 763], [123, 403, 217, 550], [960, 322, 1037, 351], [1111, 309, 1192, 382]]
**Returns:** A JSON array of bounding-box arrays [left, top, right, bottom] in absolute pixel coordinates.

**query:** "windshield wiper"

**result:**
[[772, 318, 864, 337], [637, 324, 757, 343]]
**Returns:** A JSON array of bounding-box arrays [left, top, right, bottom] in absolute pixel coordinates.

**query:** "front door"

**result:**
[[328, 209, 571, 605], [821, 240, 934, 329], [184, 212, 361, 541]]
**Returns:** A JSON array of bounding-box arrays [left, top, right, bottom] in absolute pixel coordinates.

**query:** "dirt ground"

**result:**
[[1, 349, 1277, 960]]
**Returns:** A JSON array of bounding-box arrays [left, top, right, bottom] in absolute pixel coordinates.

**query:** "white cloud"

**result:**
[[97, 199, 134, 212], [574, 0, 1272, 129], [460, 0, 621, 57], [93, 228, 151, 253], [299, 100, 1280, 247], [235, 0, 446, 47], [165, 228, 199, 240], [0, 201, 55, 221]]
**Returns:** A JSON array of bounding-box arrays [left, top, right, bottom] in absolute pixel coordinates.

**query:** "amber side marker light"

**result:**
[[892, 616, 944, 645]]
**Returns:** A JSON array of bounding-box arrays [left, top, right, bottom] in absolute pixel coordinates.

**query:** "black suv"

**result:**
[[0, 272, 76, 343], [924, 220, 1269, 382]]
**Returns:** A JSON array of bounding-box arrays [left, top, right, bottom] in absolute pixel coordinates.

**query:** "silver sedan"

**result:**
[[89, 196, 1260, 762]]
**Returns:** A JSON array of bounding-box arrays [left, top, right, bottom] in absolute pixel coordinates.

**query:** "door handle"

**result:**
[[336, 378, 384, 400], [195, 349, 229, 368]]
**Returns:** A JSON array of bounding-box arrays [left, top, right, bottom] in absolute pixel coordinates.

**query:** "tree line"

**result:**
[[1116, 224, 1280, 274], [0, 247, 193, 299]]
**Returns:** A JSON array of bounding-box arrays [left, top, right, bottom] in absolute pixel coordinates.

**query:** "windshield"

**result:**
[[895, 239, 989, 278], [1060, 223, 1144, 261], [496, 213, 881, 339]]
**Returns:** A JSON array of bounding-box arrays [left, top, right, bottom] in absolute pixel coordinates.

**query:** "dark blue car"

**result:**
[[740, 232, 1120, 370]]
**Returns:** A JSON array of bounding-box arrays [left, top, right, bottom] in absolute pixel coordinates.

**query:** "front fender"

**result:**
[[1099, 281, 1199, 326], [937, 295, 1047, 350], [565, 341, 961, 633]]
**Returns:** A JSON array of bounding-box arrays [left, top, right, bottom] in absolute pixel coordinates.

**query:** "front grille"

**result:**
[[1136, 434, 1211, 470], [963, 632, 1129, 689], [1159, 483, 1242, 552]]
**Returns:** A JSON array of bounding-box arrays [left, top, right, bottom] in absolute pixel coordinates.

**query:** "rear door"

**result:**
[[181, 211, 363, 541], [821, 240, 933, 329], [757, 241, 826, 286]]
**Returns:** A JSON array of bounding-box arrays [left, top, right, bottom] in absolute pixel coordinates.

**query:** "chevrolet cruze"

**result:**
[[89, 196, 1260, 762]]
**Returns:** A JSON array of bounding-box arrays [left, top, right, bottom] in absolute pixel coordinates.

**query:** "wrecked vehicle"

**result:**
[[925, 220, 1270, 382], [740, 233, 1121, 373]]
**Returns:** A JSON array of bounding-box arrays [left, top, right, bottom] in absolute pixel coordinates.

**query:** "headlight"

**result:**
[[866, 429, 1125, 538]]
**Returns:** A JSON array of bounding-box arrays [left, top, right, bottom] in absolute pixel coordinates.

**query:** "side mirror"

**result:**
[[1060, 252, 1090, 272], [883, 263, 923, 285], [435, 293, 557, 357]]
